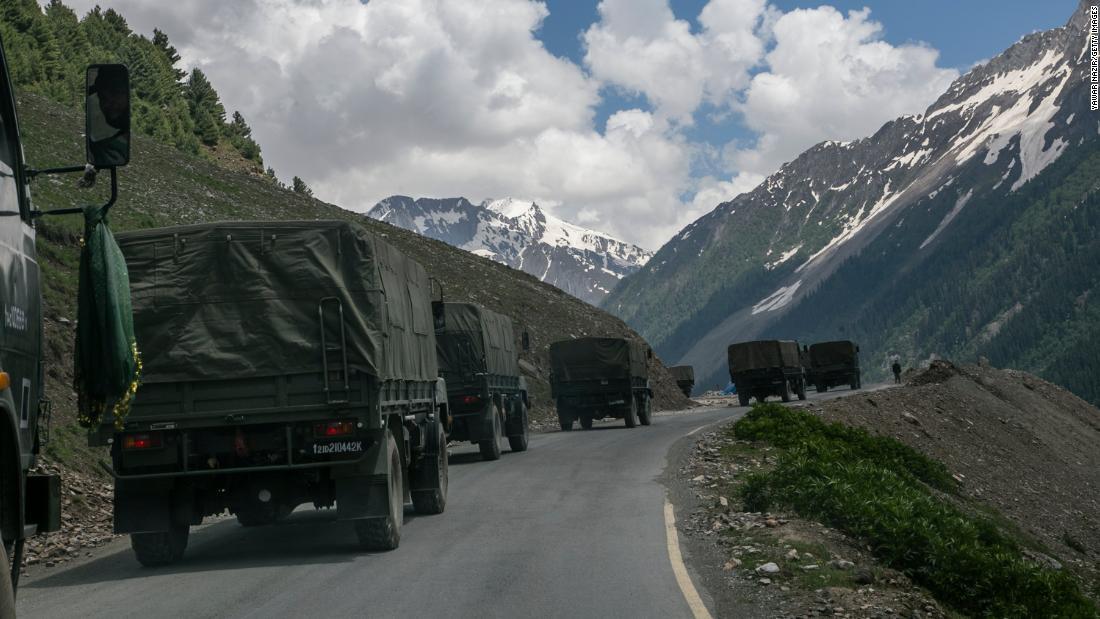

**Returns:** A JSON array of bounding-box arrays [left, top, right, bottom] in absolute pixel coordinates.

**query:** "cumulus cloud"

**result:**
[[60, 0, 958, 250], [731, 7, 959, 176]]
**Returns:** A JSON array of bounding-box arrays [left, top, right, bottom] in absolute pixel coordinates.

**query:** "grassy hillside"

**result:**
[[18, 92, 689, 467]]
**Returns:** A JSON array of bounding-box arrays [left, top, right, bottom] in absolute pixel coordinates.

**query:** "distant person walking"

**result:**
[[891, 360, 902, 384]]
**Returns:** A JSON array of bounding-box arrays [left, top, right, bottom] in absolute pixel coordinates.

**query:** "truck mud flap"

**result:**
[[334, 436, 391, 520], [114, 479, 192, 534]]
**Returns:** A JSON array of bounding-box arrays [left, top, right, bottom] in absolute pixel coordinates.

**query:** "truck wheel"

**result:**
[[507, 400, 529, 452], [737, 393, 750, 407], [851, 375, 861, 390], [131, 525, 189, 567], [817, 384, 827, 393], [478, 403, 503, 461], [355, 432, 403, 551], [412, 419, 448, 515], [558, 408, 574, 432], [797, 379, 807, 401], [235, 505, 278, 527], [638, 394, 652, 426], [623, 398, 637, 428], [780, 381, 792, 403], [580, 414, 594, 430], [0, 539, 14, 618]]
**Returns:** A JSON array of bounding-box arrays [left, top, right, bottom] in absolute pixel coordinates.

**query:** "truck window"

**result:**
[[0, 69, 26, 220]]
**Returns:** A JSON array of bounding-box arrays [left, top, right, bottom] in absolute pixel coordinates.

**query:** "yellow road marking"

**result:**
[[664, 499, 714, 619]]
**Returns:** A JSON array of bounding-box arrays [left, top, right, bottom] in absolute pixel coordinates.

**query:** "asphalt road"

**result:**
[[18, 390, 866, 619]]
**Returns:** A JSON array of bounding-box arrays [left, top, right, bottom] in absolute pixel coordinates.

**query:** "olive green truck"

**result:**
[[90, 220, 449, 565], [550, 337, 652, 430], [436, 302, 529, 460], [728, 339, 807, 406]]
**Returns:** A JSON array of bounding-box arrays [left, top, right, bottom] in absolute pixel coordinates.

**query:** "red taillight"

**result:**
[[122, 432, 163, 450], [314, 420, 355, 437], [461, 395, 481, 405]]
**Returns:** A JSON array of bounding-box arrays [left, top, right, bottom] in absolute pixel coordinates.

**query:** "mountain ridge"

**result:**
[[369, 195, 651, 304], [606, 1, 1100, 401]]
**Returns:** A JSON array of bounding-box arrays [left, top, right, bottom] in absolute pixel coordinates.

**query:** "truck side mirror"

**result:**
[[432, 301, 445, 331], [85, 64, 131, 168], [521, 331, 530, 352]]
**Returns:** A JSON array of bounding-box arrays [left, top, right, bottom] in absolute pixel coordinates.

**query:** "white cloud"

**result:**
[[59, 0, 958, 251], [731, 7, 959, 176]]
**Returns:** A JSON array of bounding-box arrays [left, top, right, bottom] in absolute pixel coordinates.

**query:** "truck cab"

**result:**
[[0, 31, 132, 607]]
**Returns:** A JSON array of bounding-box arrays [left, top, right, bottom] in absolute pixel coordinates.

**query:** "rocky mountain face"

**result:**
[[368, 196, 651, 305], [606, 1, 1100, 402]]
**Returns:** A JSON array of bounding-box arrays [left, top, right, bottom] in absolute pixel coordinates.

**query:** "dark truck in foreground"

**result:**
[[91, 220, 448, 565], [0, 34, 136, 608], [668, 365, 695, 397], [550, 337, 652, 430], [436, 302, 529, 460], [728, 340, 807, 406], [807, 340, 861, 392]]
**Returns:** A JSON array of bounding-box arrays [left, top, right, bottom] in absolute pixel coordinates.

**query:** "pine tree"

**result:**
[[292, 176, 313, 197], [151, 28, 186, 82]]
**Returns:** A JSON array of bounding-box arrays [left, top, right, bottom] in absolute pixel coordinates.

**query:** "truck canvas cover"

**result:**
[[436, 302, 518, 377], [668, 365, 695, 382], [728, 340, 801, 374], [117, 220, 438, 384], [809, 341, 858, 368], [549, 337, 647, 383]]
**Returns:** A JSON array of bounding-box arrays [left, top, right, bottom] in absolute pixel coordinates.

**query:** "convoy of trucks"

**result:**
[[435, 302, 529, 460], [0, 26, 872, 608], [549, 337, 652, 430]]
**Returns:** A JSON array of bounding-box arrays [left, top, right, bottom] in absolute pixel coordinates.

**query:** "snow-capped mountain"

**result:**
[[607, 1, 1100, 400], [368, 196, 652, 304]]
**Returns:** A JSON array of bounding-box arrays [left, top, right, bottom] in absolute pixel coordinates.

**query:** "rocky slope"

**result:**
[[369, 196, 651, 305], [606, 1, 1100, 400]]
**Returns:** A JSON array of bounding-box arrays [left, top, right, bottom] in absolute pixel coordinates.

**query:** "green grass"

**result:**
[[732, 404, 1098, 618]]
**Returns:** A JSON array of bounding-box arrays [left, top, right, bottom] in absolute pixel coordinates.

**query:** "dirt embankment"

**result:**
[[808, 360, 1100, 594]]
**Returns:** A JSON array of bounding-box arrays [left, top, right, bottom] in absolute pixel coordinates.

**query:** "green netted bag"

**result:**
[[74, 205, 141, 429]]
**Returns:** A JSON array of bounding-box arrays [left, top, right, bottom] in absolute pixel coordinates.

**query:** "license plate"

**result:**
[[310, 440, 364, 455]]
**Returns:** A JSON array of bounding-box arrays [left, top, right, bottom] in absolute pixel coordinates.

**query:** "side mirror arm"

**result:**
[[31, 166, 118, 219]]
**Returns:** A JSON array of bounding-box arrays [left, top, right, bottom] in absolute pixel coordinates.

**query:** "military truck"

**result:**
[[0, 36, 134, 607], [435, 302, 530, 460], [549, 337, 652, 430], [88, 220, 449, 566], [727, 340, 807, 406], [807, 341, 861, 392], [668, 365, 695, 398]]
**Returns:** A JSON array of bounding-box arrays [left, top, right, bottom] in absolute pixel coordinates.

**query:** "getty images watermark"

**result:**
[[1092, 5, 1099, 111]]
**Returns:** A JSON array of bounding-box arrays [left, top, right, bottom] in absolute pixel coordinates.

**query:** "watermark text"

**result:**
[[1091, 5, 1099, 111]]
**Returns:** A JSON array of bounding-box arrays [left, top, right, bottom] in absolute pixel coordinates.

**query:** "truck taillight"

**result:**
[[314, 420, 355, 437], [122, 432, 163, 450], [462, 395, 480, 405]]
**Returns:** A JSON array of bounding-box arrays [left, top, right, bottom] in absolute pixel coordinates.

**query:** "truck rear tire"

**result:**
[[0, 538, 14, 617], [411, 419, 448, 515], [478, 403, 503, 461], [797, 379, 807, 401], [355, 432, 403, 551], [131, 525, 189, 567], [638, 394, 652, 426], [558, 408, 574, 432], [781, 381, 792, 403], [738, 393, 750, 407], [507, 400, 529, 452], [851, 375, 861, 390], [623, 397, 637, 428], [817, 384, 827, 393], [580, 414, 593, 430]]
